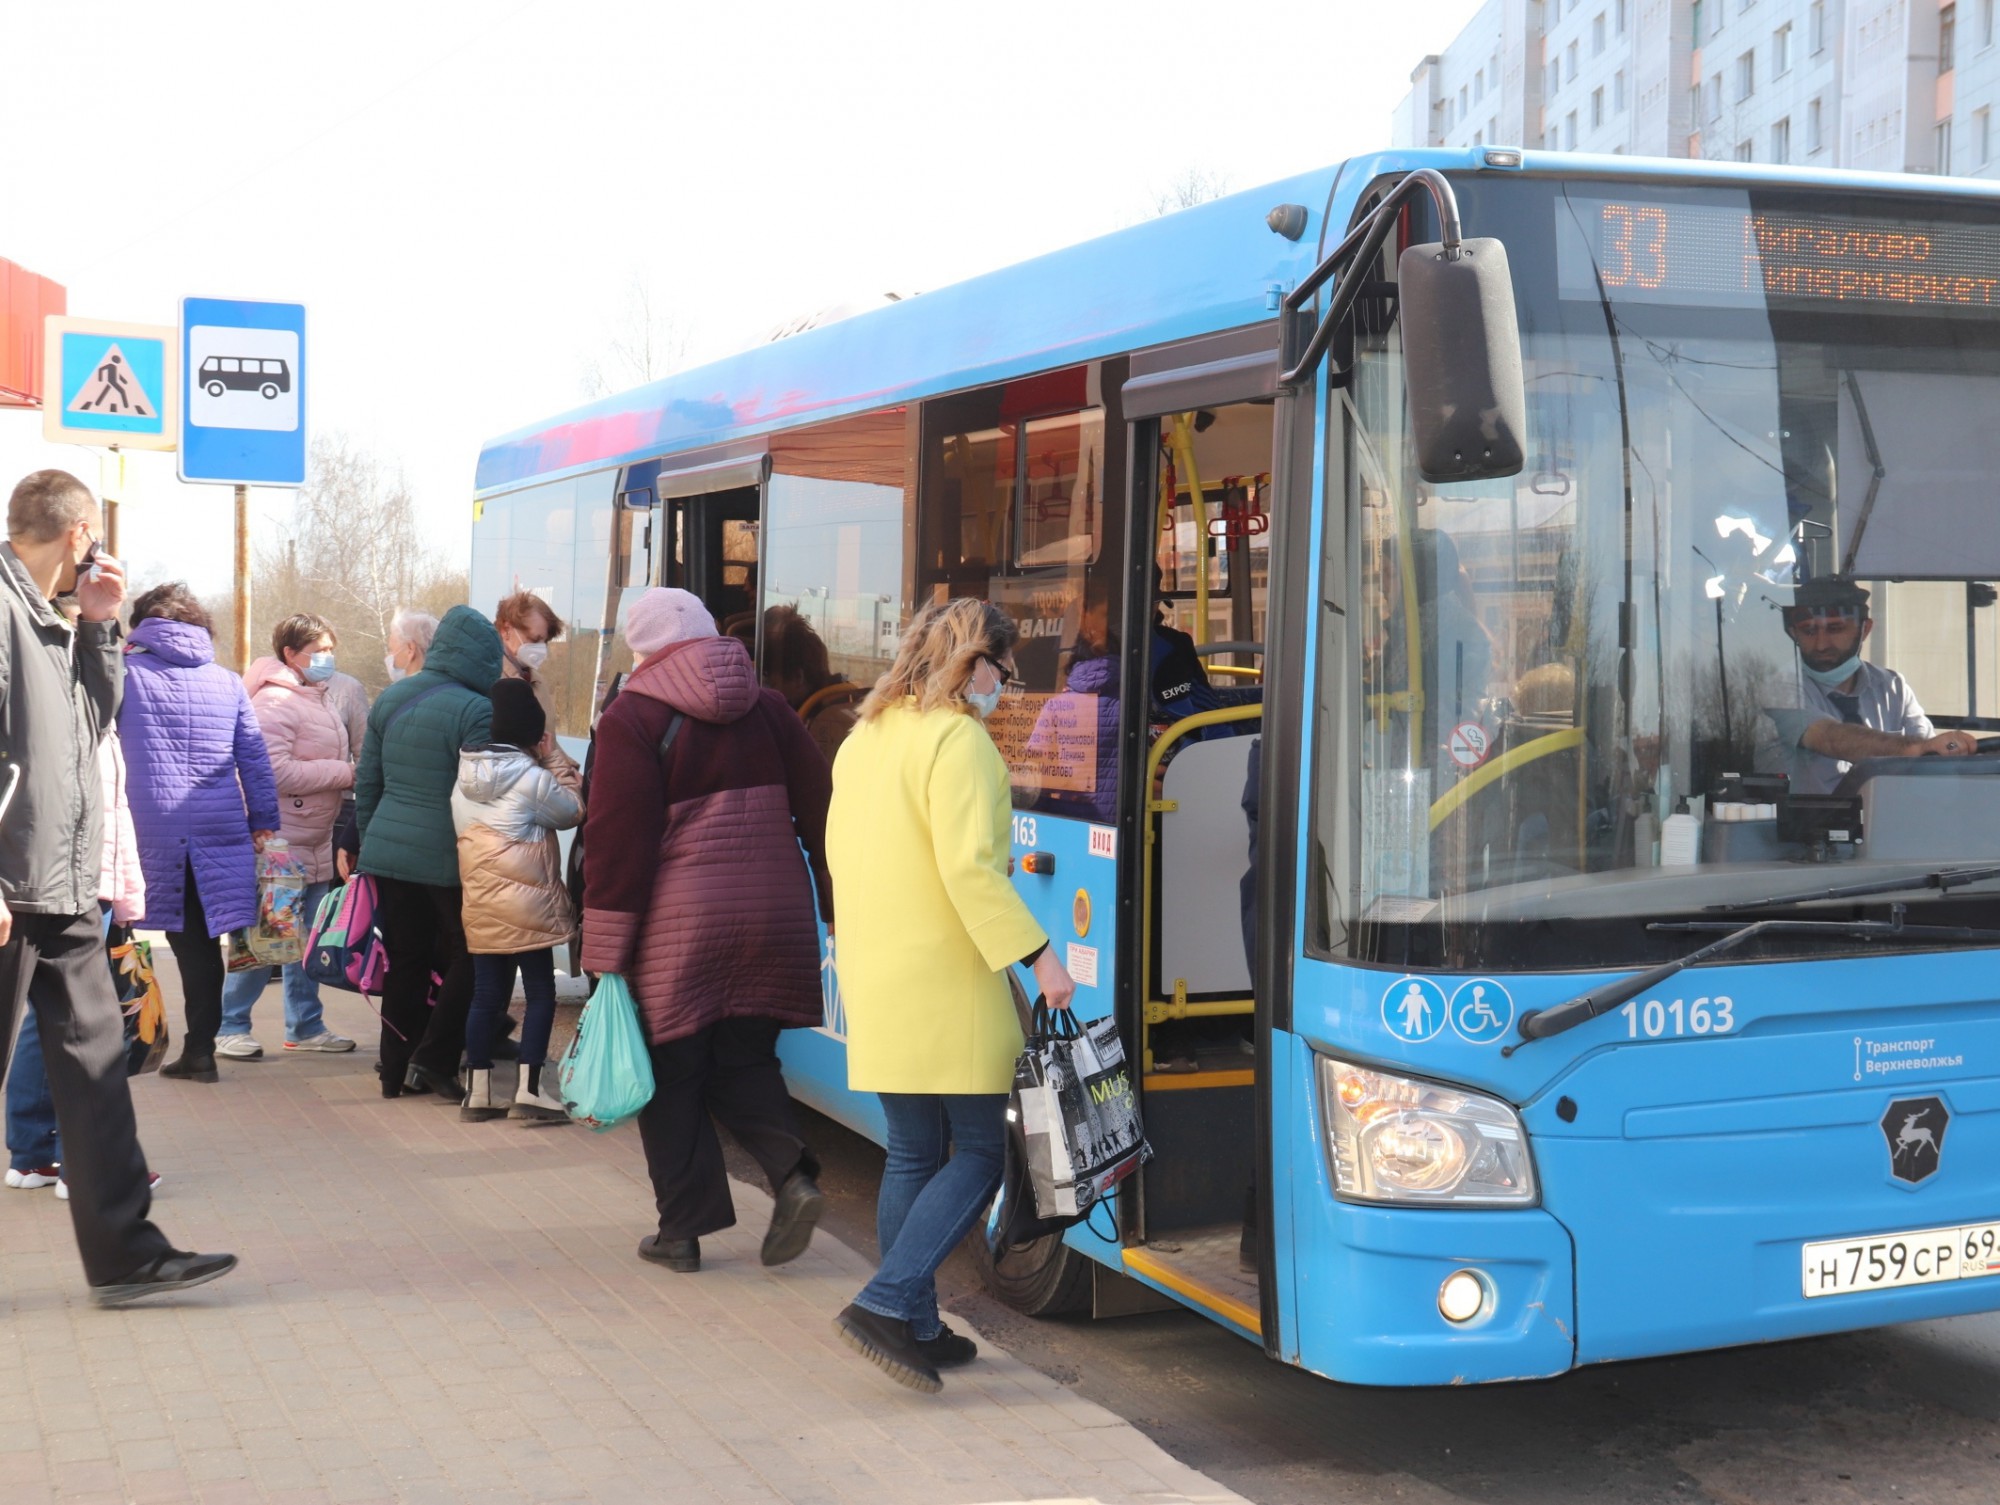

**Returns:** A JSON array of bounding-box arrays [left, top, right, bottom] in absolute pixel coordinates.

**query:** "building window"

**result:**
[[1566, 110, 1579, 149], [1617, 0, 1628, 33], [1594, 12, 1607, 53], [1475, 67, 1486, 102], [1693, 0, 1706, 44], [1460, 84, 1470, 118], [1980, 108, 1993, 166], [1490, 115, 1499, 139], [1985, 0, 1995, 49], [1474, 128, 1484, 146], [1615, 69, 1627, 112], [1772, 116, 1791, 163], [1592, 86, 1605, 127], [1810, 0, 1825, 52], [1938, 118, 1954, 173], [1549, 59, 1562, 97], [1711, 0, 1724, 34], [1567, 40, 1579, 80], [1736, 50, 1756, 101], [1707, 73, 1723, 120], [1735, 139, 1754, 161], [1943, 4, 1958, 72], [1808, 96, 1823, 152], [1774, 23, 1792, 75]]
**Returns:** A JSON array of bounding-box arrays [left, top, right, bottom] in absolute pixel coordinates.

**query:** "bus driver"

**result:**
[[1760, 576, 1972, 795]]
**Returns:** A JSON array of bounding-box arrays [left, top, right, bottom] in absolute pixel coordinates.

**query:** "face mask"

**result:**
[[515, 641, 550, 670], [1802, 653, 1862, 687], [385, 653, 407, 682], [303, 651, 337, 683], [966, 685, 1003, 719]]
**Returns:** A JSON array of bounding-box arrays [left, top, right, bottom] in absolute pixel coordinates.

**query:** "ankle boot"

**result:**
[[459, 1067, 508, 1122], [509, 1064, 569, 1124]]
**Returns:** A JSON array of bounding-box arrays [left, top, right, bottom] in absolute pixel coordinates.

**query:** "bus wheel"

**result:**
[[971, 1226, 1092, 1317], [205, 381, 224, 397], [260, 383, 279, 399]]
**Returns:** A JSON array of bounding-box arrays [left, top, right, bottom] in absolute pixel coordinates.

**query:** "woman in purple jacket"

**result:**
[[118, 584, 280, 1082]]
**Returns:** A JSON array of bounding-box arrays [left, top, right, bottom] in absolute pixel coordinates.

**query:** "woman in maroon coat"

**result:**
[[581, 588, 834, 1274]]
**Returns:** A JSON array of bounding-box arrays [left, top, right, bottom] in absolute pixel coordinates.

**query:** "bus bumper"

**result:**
[[1286, 1201, 1577, 1385]]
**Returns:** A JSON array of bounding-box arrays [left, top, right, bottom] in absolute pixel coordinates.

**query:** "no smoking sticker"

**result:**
[[1447, 721, 1490, 769]]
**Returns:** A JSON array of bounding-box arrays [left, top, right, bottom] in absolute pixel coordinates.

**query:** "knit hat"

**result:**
[[488, 677, 546, 748], [626, 587, 718, 658]]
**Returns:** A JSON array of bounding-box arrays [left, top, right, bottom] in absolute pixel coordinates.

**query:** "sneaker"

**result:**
[[4, 1166, 60, 1190], [214, 1035, 264, 1060], [56, 1171, 160, 1202], [916, 1323, 979, 1369], [283, 1032, 356, 1053]]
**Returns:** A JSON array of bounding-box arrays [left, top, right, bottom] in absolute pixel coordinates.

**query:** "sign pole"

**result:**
[[233, 483, 251, 672]]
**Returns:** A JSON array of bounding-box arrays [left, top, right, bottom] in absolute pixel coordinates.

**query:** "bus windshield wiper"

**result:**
[[1507, 905, 2000, 1051], [1703, 864, 2000, 914]]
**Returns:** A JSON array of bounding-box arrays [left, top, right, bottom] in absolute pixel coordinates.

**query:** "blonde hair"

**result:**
[[859, 597, 1019, 722]]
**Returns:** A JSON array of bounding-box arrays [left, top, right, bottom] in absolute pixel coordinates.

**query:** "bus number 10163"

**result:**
[[1620, 996, 1736, 1039]]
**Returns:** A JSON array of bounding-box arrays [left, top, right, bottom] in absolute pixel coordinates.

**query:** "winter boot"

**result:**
[[460, 1065, 511, 1122], [509, 1063, 569, 1124]]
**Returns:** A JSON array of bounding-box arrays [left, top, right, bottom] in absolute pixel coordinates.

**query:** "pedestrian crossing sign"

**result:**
[[41, 316, 178, 450]]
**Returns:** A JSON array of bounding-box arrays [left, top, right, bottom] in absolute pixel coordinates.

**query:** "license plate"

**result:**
[[1801, 1219, 2000, 1298]]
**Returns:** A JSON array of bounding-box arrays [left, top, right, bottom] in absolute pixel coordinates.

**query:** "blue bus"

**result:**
[[474, 147, 2000, 1385]]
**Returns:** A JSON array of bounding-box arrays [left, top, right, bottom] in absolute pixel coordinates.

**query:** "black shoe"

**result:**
[[760, 1169, 826, 1267], [411, 1064, 462, 1102], [638, 1234, 700, 1272], [916, 1323, 978, 1369], [159, 1052, 219, 1083], [90, 1249, 238, 1307], [834, 1302, 942, 1393]]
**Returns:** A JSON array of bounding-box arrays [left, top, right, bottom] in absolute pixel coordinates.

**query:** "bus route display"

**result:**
[[1556, 195, 2000, 311]]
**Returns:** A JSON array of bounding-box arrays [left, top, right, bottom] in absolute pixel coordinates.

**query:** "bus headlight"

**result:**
[[1318, 1056, 1537, 1206]]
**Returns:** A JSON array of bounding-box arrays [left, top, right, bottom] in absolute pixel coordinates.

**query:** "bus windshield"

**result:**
[[1324, 173, 2000, 972]]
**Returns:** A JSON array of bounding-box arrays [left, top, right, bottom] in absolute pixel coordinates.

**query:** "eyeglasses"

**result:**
[[982, 655, 1024, 689]]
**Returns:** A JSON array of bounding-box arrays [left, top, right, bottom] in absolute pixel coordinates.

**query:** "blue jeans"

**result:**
[[220, 879, 331, 1042], [5, 1004, 60, 1172], [463, 948, 555, 1070], [855, 1093, 1007, 1341]]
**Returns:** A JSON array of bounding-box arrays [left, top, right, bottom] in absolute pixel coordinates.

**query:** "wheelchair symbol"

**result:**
[[1450, 979, 1514, 1044]]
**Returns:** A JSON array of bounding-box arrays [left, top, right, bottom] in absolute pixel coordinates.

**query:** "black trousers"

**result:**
[[635, 1019, 814, 1240], [163, 861, 225, 1057], [0, 907, 172, 1285], [374, 876, 474, 1082]]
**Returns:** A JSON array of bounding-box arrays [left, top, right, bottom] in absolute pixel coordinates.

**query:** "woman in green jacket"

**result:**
[[826, 597, 1075, 1393]]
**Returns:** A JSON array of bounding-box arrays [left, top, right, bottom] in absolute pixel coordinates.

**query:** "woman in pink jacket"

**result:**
[[215, 613, 357, 1058]]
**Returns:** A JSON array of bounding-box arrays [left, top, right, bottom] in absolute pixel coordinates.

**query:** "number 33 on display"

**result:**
[[1621, 996, 1735, 1039]]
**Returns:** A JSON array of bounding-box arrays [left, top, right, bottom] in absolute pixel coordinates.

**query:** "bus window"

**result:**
[[762, 406, 912, 760], [917, 370, 1126, 815]]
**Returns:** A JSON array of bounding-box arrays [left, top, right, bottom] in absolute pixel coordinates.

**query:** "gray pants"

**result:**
[[0, 908, 171, 1285]]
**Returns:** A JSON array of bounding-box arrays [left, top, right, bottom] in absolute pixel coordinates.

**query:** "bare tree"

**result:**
[[579, 273, 692, 399], [248, 433, 466, 692], [1149, 165, 1234, 218]]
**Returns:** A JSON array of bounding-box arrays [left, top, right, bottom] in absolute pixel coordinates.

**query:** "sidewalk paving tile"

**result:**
[[5, 974, 1247, 1505]]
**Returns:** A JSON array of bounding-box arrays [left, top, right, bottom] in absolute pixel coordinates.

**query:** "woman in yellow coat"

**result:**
[[826, 598, 1076, 1393]]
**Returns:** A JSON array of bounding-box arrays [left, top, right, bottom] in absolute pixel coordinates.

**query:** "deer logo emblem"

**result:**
[[1881, 1097, 1949, 1185]]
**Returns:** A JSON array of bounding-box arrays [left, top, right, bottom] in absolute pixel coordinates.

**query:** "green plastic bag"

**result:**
[[557, 973, 654, 1131]]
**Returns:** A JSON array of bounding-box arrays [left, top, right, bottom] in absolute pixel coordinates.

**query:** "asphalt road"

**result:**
[[738, 1107, 2000, 1505]]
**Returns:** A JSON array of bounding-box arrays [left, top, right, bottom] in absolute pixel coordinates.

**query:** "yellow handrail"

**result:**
[[1170, 413, 1211, 646], [1427, 726, 1586, 831], [1208, 664, 1263, 679], [1141, 703, 1266, 1071]]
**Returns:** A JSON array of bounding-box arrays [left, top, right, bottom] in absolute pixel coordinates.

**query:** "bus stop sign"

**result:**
[[179, 297, 307, 485]]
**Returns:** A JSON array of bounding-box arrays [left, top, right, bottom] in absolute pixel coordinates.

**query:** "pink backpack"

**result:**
[[304, 875, 390, 994]]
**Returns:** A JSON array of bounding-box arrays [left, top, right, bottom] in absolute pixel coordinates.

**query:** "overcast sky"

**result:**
[[0, 0, 1483, 600]]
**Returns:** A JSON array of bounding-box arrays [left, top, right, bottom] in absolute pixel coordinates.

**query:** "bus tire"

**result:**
[[205, 381, 224, 397], [260, 383, 279, 399], [972, 1228, 1093, 1317]]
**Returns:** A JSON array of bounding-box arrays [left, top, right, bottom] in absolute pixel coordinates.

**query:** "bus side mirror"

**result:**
[[1397, 238, 1527, 485]]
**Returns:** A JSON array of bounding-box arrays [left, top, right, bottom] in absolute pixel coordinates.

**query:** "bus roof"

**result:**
[[474, 148, 2000, 499]]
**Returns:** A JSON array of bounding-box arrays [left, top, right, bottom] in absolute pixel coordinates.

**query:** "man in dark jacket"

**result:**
[[0, 470, 235, 1303], [355, 604, 502, 1097]]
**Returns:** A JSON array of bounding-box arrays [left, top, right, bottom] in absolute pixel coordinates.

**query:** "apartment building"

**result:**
[[1396, 0, 1997, 180]]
